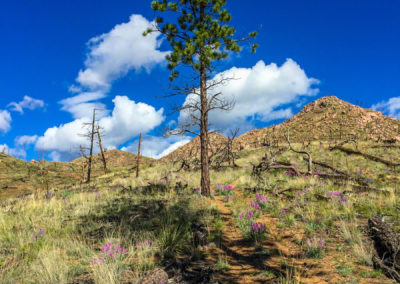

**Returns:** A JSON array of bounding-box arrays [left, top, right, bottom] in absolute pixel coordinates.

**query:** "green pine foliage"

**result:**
[[144, 0, 258, 80]]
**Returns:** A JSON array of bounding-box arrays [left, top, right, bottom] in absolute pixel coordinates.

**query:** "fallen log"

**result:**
[[368, 216, 400, 282], [331, 146, 399, 168], [304, 158, 347, 176]]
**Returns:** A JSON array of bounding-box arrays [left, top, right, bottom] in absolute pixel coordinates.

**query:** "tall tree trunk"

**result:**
[[199, 3, 210, 197], [136, 133, 142, 178], [86, 109, 96, 183], [97, 126, 108, 174]]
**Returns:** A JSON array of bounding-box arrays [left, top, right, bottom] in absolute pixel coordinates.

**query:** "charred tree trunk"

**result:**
[[86, 109, 96, 183], [368, 216, 400, 282], [136, 133, 142, 178], [286, 129, 312, 173], [199, 4, 210, 197], [97, 125, 108, 175]]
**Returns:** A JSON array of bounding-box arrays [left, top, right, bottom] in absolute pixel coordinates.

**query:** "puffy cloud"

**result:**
[[35, 96, 165, 160], [62, 14, 168, 119], [0, 110, 12, 133], [372, 97, 400, 118], [7, 96, 45, 114], [59, 92, 108, 119], [121, 135, 191, 159], [178, 59, 319, 133], [15, 135, 38, 146], [76, 14, 168, 91]]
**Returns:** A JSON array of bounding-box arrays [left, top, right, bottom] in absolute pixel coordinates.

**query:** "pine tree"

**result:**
[[145, 0, 258, 196]]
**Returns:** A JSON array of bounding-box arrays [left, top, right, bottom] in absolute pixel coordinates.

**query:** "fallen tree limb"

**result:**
[[331, 146, 399, 168], [304, 158, 347, 176]]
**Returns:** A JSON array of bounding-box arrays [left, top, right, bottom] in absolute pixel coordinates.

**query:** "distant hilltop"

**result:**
[[163, 96, 400, 160]]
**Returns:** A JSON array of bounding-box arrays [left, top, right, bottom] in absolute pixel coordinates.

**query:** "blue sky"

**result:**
[[0, 0, 399, 161]]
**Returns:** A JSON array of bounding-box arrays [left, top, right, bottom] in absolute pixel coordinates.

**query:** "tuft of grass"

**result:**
[[215, 255, 230, 271]]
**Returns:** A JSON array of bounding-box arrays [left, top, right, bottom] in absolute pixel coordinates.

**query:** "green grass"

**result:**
[[1, 140, 399, 283]]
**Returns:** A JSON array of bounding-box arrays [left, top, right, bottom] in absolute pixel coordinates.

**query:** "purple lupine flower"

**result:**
[[246, 210, 254, 218], [223, 195, 232, 202], [250, 201, 260, 210], [356, 170, 363, 175], [285, 171, 294, 177], [250, 222, 266, 233], [32, 233, 37, 239], [148, 182, 153, 185], [194, 187, 201, 192], [292, 162, 298, 167], [255, 194, 268, 203], [239, 212, 245, 219]]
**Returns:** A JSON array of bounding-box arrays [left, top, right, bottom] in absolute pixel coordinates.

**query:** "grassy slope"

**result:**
[[0, 140, 399, 283]]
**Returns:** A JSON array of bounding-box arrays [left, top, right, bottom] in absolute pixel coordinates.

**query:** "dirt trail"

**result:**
[[204, 178, 390, 283]]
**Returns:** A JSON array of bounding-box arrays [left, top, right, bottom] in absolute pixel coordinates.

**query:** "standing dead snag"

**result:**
[[85, 109, 96, 183], [96, 125, 108, 175], [136, 133, 142, 178], [286, 129, 313, 173]]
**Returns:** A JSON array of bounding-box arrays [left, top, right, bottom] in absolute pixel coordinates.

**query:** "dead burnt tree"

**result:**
[[368, 216, 400, 282], [226, 128, 240, 167], [285, 129, 312, 173], [165, 74, 236, 196], [136, 133, 142, 178], [80, 109, 97, 183], [96, 125, 108, 175]]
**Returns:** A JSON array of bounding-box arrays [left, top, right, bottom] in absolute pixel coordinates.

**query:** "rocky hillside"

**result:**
[[71, 149, 154, 169], [234, 96, 400, 150], [160, 132, 228, 162]]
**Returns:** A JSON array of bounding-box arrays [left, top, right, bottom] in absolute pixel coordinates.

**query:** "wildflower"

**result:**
[[307, 237, 325, 249], [285, 171, 294, 177], [32, 233, 37, 239], [211, 190, 216, 196], [281, 209, 287, 214], [255, 194, 268, 203], [356, 170, 363, 175], [148, 182, 153, 185], [239, 212, 245, 219], [250, 222, 266, 233], [313, 171, 321, 175], [292, 162, 298, 167], [246, 210, 254, 218], [250, 201, 260, 210], [223, 195, 232, 202], [224, 185, 233, 190], [92, 243, 129, 265], [327, 191, 340, 197], [194, 187, 201, 193]]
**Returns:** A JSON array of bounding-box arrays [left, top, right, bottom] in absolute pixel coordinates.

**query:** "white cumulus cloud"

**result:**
[[372, 97, 400, 118], [178, 59, 319, 133], [62, 14, 169, 119], [121, 135, 191, 159], [8, 96, 45, 114], [15, 135, 38, 146], [0, 110, 12, 133], [35, 96, 165, 160]]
